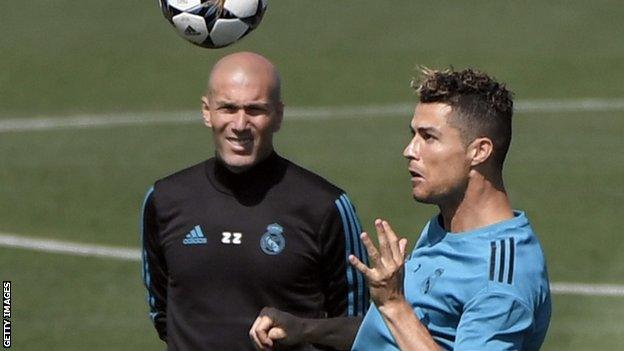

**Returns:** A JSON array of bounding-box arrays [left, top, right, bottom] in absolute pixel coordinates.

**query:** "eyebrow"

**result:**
[[416, 126, 441, 137], [245, 102, 271, 109], [215, 101, 271, 109]]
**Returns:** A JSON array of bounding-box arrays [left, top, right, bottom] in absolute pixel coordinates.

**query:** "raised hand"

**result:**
[[348, 219, 408, 308]]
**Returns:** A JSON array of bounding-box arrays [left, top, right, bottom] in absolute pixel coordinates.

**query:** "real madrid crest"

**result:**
[[260, 223, 286, 255]]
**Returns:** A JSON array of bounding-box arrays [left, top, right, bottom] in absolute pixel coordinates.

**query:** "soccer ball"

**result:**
[[159, 0, 267, 48]]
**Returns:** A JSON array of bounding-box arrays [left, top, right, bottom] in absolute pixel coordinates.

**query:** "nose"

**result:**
[[403, 138, 419, 160], [232, 109, 249, 131]]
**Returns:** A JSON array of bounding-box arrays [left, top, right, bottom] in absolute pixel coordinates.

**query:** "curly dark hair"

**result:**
[[413, 67, 514, 168]]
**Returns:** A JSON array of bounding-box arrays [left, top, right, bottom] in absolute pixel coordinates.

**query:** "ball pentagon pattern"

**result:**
[[160, 0, 267, 48]]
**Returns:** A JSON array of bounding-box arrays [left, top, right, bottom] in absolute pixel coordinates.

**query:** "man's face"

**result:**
[[202, 70, 283, 173], [403, 103, 472, 205]]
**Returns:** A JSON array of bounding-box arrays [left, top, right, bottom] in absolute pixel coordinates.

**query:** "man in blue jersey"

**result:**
[[250, 67, 551, 350]]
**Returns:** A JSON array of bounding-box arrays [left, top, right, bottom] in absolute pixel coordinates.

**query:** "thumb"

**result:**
[[267, 327, 287, 340]]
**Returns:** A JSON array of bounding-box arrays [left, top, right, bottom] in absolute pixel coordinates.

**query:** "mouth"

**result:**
[[409, 169, 423, 177], [409, 169, 425, 181], [226, 136, 253, 148]]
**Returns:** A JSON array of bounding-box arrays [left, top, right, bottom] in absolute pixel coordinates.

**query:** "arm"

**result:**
[[348, 219, 440, 351], [249, 307, 362, 350], [249, 194, 368, 350], [140, 186, 168, 342], [322, 193, 369, 317]]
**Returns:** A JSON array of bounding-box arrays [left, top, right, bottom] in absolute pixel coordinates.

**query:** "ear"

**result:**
[[201, 96, 212, 128], [468, 137, 494, 167], [272, 102, 284, 132]]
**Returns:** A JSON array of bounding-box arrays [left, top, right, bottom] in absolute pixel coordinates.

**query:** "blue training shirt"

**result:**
[[352, 211, 551, 350]]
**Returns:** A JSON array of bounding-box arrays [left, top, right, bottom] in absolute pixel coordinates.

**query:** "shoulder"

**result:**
[[483, 212, 550, 307], [157, 159, 209, 184], [279, 157, 345, 201], [152, 159, 211, 203], [274, 157, 360, 230], [429, 212, 549, 307]]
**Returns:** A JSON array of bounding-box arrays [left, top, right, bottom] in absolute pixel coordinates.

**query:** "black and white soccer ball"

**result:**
[[159, 0, 267, 48]]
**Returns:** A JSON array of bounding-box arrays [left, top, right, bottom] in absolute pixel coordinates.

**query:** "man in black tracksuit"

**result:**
[[141, 52, 368, 350]]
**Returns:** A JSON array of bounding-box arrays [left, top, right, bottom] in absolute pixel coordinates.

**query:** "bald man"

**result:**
[[140, 52, 369, 350]]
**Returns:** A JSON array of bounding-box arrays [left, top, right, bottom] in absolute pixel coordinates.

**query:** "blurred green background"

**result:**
[[1, 1, 623, 349]]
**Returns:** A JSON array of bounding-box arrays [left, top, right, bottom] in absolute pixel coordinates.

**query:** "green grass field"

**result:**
[[2, 1, 624, 349]]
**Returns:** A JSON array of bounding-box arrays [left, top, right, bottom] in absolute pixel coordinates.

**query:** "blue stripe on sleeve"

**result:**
[[140, 186, 159, 322], [344, 195, 370, 315], [339, 195, 361, 315], [339, 194, 369, 315], [334, 198, 356, 316], [338, 196, 360, 313]]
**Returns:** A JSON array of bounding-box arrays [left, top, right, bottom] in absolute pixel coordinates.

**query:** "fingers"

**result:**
[[375, 219, 405, 265], [349, 254, 371, 276], [381, 220, 403, 264], [249, 314, 274, 350], [359, 232, 379, 266], [375, 219, 391, 260], [249, 316, 262, 349], [256, 317, 274, 347], [352, 220, 408, 278], [399, 237, 408, 259], [388, 223, 408, 263]]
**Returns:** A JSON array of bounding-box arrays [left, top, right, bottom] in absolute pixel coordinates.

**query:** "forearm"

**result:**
[[300, 316, 363, 350], [378, 300, 440, 351]]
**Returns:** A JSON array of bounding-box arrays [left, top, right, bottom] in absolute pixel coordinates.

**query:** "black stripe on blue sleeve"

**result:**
[[498, 239, 506, 283], [507, 237, 515, 284], [489, 241, 496, 281]]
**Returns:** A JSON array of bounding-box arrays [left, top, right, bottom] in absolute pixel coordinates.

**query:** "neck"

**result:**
[[217, 149, 275, 174], [439, 173, 513, 233], [211, 151, 283, 198]]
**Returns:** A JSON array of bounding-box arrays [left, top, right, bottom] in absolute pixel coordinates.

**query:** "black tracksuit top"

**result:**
[[141, 152, 369, 350]]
